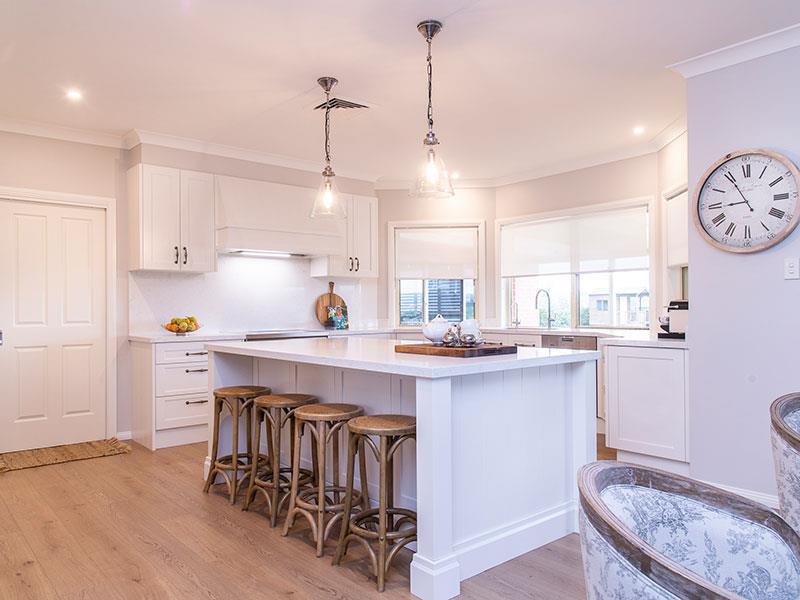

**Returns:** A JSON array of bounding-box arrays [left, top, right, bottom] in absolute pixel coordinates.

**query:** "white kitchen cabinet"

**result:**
[[606, 345, 687, 461], [310, 194, 378, 278], [506, 333, 542, 347], [131, 338, 240, 450], [127, 164, 215, 272], [666, 190, 689, 267]]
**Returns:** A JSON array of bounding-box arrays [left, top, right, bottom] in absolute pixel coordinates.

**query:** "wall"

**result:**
[[687, 46, 800, 497], [375, 187, 497, 323], [657, 132, 689, 306]]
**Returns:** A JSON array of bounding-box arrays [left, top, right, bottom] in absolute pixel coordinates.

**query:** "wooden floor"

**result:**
[[0, 442, 588, 599]]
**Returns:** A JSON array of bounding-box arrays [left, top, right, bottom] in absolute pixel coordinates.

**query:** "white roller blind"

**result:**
[[501, 205, 649, 277], [395, 227, 478, 279]]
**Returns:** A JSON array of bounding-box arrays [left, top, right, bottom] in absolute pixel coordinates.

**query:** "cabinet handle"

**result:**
[[174, 246, 179, 264], [515, 342, 537, 347], [183, 246, 188, 265], [185, 351, 208, 356], [185, 368, 208, 373], [355, 257, 360, 271], [349, 257, 354, 272], [561, 336, 575, 342], [185, 399, 209, 405]]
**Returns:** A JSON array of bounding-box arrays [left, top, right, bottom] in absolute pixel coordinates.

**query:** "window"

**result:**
[[393, 225, 480, 325], [398, 279, 476, 326], [501, 204, 650, 329]]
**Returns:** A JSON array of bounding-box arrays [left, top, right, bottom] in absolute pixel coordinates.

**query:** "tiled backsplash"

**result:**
[[129, 255, 378, 334]]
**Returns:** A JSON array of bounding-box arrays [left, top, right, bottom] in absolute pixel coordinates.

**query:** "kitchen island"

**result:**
[[204, 337, 598, 600]]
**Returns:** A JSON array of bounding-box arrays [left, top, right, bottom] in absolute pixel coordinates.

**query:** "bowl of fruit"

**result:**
[[163, 316, 201, 335]]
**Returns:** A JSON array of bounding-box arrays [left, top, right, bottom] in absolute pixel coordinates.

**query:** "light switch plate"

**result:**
[[785, 257, 799, 280]]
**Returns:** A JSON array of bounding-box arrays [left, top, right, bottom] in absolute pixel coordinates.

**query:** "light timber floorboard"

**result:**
[[0, 442, 587, 599]]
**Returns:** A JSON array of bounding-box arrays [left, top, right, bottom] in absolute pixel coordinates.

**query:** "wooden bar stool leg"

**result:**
[[269, 407, 283, 527], [282, 418, 304, 537], [332, 429, 358, 566], [315, 419, 328, 557], [203, 397, 222, 492], [386, 435, 395, 531], [245, 399, 253, 463], [229, 399, 240, 505], [243, 407, 263, 511], [377, 435, 389, 592], [358, 436, 370, 511], [332, 425, 340, 503]]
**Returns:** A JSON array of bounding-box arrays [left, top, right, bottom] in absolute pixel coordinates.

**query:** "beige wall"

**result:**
[[495, 154, 659, 219]]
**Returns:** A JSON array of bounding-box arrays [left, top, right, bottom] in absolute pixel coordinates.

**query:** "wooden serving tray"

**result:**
[[394, 343, 518, 358]]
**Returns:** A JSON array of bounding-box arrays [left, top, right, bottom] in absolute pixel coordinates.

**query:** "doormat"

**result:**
[[0, 438, 131, 473]]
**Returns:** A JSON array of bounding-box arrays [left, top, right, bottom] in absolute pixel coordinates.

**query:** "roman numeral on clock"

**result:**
[[712, 213, 726, 226], [742, 163, 751, 178], [774, 193, 790, 201], [759, 165, 768, 179], [707, 202, 723, 209], [724, 172, 737, 184], [769, 207, 786, 219], [744, 225, 751, 239], [770, 176, 784, 187], [724, 222, 736, 236], [712, 188, 726, 193]]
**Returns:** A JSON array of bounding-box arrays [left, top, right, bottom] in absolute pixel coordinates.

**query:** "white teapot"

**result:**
[[422, 314, 450, 345]]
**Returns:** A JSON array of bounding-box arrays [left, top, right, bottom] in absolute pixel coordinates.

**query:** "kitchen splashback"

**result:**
[[129, 255, 377, 334]]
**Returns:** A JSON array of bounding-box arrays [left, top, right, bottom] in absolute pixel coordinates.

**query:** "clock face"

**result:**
[[696, 150, 800, 252]]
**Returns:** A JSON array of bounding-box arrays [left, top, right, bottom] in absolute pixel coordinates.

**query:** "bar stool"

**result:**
[[203, 385, 270, 504], [243, 393, 318, 525], [282, 403, 366, 557], [333, 414, 417, 592]]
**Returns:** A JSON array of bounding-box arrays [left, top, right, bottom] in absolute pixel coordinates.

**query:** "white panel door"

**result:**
[[180, 170, 215, 272], [352, 195, 378, 278], [0, 199, 107, 452], [666, 191, 689, 267], [142, 165, 181, 270], [606, 346, 686, 460]]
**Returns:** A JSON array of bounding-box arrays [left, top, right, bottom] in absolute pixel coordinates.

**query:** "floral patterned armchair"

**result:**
[[578, 461, 800, 600], [771, 393, 800, 533]]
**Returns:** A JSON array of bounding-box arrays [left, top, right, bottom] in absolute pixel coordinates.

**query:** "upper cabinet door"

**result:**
[[140, 165, 181, 271], [180, 170, 215, 273], [666, 190, 689, 267], [352, 195, 378, 278]]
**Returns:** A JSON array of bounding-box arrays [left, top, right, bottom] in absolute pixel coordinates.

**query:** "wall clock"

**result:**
[[694, 149, 800, 253]]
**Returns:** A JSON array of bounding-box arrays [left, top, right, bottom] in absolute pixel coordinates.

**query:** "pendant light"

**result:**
[[311, 77, 345, 218], [412, 20, 454, 199]]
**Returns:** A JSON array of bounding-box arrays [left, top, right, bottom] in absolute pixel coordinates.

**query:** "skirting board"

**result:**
[[117, 431, 132, 441]]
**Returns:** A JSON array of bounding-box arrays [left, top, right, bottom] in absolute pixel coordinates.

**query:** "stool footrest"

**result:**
[[350, 507, 417, 540], [297, 485, 363, 513]]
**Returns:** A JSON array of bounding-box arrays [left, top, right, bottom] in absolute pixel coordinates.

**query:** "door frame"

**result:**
[[0, 185, 117, 440]]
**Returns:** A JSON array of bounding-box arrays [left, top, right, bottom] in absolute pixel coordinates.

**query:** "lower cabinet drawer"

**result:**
[[541, 334, 597, 350], [156, 394, 209, 431], [155, 363, 209, 397]]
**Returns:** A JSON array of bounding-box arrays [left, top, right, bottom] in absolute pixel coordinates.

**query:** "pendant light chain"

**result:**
[[324, 89, 332, 167], [426, 37, 434, 135]]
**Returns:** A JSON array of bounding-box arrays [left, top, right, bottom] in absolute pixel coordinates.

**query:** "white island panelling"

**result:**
[[204, 337, 598, 600]]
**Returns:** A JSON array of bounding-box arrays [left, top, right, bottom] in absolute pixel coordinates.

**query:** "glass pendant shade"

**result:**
[[413, 146, 454, 198], [310, 172, 346, 218]]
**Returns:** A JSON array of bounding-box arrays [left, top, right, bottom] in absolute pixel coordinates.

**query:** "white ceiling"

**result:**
[[2, 1, 800, 183]]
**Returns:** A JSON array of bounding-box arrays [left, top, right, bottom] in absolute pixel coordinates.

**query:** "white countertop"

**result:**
[[205, 337, 600, 379], [129, 332, 246, 343], [599, 332, 688, 349]]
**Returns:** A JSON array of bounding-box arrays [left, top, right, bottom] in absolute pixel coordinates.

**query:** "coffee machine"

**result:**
[[658, 300, 688, 339]]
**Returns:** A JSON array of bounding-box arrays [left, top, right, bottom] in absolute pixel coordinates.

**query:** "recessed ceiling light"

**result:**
[[633, 126, 645, 136], [451, 172, 460, 180], [65, 88, 83, 102]]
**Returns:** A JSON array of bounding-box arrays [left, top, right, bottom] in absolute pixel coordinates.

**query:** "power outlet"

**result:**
[[785, 257, 800, 280]]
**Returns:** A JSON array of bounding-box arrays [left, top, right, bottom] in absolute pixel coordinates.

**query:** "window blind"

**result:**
[[394, 227, 479, 280], [500, 205, 649, 277]]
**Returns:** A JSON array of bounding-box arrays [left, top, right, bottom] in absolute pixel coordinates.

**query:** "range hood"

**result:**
[[215, 175, 346, 257]]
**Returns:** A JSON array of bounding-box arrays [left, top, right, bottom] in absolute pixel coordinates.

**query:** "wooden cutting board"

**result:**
[[315, 281, 348, 329], [395, 343, 518, 358]]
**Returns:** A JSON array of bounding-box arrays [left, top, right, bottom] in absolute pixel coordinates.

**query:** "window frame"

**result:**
[[496, 197, 656, 331], [388, 220, 486, 328]]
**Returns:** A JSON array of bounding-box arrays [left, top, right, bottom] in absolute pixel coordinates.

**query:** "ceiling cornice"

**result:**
[[122, 129, 379, 182], [374, 118, 688, 192], [0, 116, 125, 149], [668, 23, 800, 78]]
